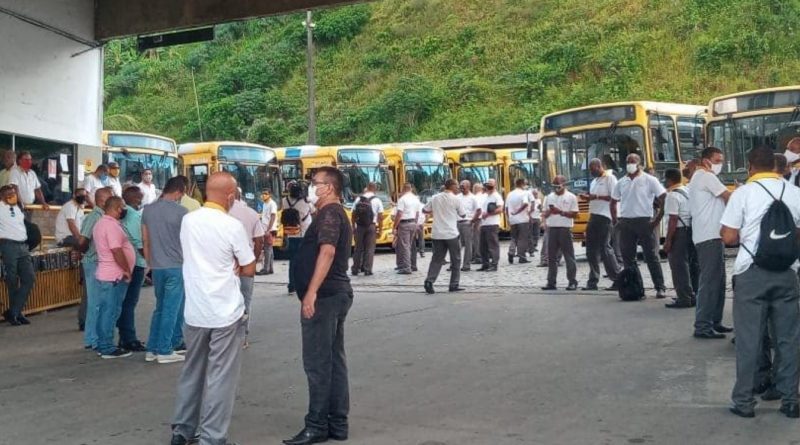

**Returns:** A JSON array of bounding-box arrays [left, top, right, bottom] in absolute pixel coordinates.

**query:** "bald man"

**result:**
[[78, 186, 113, 348], [580, 158, 620, 290], [171, 172, 256, 445]]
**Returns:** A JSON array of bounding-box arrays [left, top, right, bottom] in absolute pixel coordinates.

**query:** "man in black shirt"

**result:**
[[285, 166, 354, 445]]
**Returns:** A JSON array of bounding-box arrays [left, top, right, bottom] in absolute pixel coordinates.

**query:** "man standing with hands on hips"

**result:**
[[285, 166, 354, 445]]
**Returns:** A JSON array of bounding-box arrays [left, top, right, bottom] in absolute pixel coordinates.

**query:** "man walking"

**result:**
[[423, 179, 465, 294], [690, 147, 733, 339], [117, 186, 147, 352], [541, 176, 579, 290], [611, 154, 667, 299], [351, 182, 383, 276], [171, 172, 255, 445], [581, 158, 621, 291], [257, 188, 278, 275], [0, 185, 34, 326], [229, 187, 265, 343], [284, 166, 353, 445], [143, 178, 189, 364], [663, 169, 696, 309], [721, 146, 800, 419], [393, 183, 420, 275], [479, 179, 504, 271], [78, 187, 113, 345], [506, 178, 532, 264], [457, 180, 478, 272]]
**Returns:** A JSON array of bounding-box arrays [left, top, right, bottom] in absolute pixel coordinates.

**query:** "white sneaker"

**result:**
[[157, 353, 186, 364], [145, 352, 156, 362]]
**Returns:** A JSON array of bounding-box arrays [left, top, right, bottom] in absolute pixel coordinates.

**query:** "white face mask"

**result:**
[[626, 164, 639, 174], [784, 150, 800, 164], [711, 163, 723, 175]]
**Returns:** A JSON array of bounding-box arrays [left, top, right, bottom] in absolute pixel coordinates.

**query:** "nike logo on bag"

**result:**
[[769, 230, 791, 240]]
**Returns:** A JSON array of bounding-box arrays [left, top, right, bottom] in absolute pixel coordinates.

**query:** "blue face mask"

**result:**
[[100, 174, 109, 182]]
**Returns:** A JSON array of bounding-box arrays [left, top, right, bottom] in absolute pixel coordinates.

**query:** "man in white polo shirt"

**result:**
[[478, 178, 504, 271], [171, 172, 256, 445], [506, 178, 532, 264], [0, 185, 34, 326], [690, 146, 733, 339], [720, 146, 800, 419], [457, 180, 478, 272], [581, 158, 620, 291], [423, 179, 466, 294], [541, 175, 579, 290], [393, 183, 421, 274], [611, 153, 667, 299], [663, 168, 696, 309], [8, 150, 48, 208], [351, 182, 384, 276]]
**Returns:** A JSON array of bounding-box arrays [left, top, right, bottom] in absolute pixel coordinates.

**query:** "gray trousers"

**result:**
[[261, 236, 274, 273], [352, 223, 377, 273], [415, 225, 425, 255], [479, 225, 500, 267], [694, 239, 726, 333], [585, 214, 620, 286], [240, 276, 254, 336], [0, 240, 35, 316], [173, 318, 246, 445], [508, 222, 531, 259], [426, 237, 461, 287], [472, 222, 482, 262], [395, 221, 416, 272], [667, 228, 695, 303], [618, 217, 666, 291], [528, 219, 541, 255], [547, 227, 577, 286], [457, 221, 473, 270], [731, 266, 800, 410], [539, 227, 562, 264]]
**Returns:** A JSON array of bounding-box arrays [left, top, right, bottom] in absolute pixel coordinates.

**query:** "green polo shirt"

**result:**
[[121, 205, 147, 268], [80, 207, 104, 264]]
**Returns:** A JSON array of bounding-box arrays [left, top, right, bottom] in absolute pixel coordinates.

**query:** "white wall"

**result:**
[[0, 0, 102, 147]]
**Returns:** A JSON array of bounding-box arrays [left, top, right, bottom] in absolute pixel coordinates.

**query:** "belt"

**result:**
[[0, 239, 27, 244], [400, 219, 415, 222], [458, 219, 470, 223]]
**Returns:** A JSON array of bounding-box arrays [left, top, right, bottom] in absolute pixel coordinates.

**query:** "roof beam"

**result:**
[[95, 0, 363, 41]]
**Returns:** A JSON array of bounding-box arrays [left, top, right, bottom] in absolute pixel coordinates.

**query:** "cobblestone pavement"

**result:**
[[259, 241, 738, 296]]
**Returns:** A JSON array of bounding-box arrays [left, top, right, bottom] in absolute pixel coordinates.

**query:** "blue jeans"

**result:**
[[96, 279, 130, 355], [82, 261, 99, 348], [147, 268, 185, 355], [117, 266, 145, 345]]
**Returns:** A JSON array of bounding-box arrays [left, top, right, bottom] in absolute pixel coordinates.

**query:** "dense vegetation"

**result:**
[[104, 0, 800, 146]]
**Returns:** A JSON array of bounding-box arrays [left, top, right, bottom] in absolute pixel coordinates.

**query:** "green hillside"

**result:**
[[103, 0, 800, 146]]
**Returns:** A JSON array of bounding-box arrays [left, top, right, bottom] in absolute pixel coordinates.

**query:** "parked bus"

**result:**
[[498, 147, 543, 196], [383, 144, 452, 239], [446, 147, 508, 230], [101, 130, 179, 192], [538, 101, 706, 239], [706, 85, 800, 184]]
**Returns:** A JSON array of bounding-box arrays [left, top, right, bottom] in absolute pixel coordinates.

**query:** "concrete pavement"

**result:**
[[0, 243, 794, 445]]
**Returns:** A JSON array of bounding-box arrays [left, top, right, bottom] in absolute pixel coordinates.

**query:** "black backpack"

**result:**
[[617, 266, 645, 301], [353, 196, 376, 227], [281, 199, 303, 235], [741, 181, 798, 271]]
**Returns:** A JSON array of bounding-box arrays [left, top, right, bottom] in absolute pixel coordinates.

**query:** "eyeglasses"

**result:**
[[312, 181, 330, 186]]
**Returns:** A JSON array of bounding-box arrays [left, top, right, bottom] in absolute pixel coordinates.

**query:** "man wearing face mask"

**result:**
[[581, 158, 621, 291], [142, 177, 189, 364], [137, 169, 158, 206], [0, 185, 35, 326], [117, 186, 147, 352], [783, 137, 800, 186], [92, 196, 135, 359], [478, 179, 504, 271], [541, 176, 579, 290], [83, 164, 110, 207], [55, 188, 88, 248], [9, 150, 48, 209], [106, 161, 123, 197], [689, 146, 733, 339], [611, 153, 668, 299]]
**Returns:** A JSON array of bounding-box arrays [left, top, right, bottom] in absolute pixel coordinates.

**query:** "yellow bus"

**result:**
[[101, 130, 179, 191], [706, 85, 800, 184], [498, 147, 543, 195], [539, 101, 706, 238], [279, 145, 395, 245], [446, 147, 508, 230]]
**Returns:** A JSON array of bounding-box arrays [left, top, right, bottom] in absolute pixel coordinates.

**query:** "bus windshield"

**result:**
[[220, 162, 281, 210], [339, 165, 392, 208], [405, 164, 451, 203], [280, 160, 302, 182], [458, 165, 498, 186], [708, 111, 800, 183], [541, 126, 646, 192], [106, 151, 178, 191], [509, 162, 542, 189]]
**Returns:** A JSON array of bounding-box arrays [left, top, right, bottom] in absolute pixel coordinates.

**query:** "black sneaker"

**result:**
[[120, 340, 147, 352], [100, 348, 132, 359], [424, 281, 435, 294], [508, 254, 514, 264], [16, 314, 31, 325], [174, 343, 187, 354], [518, 257, 530, 264], [255, 269, 269, 276]]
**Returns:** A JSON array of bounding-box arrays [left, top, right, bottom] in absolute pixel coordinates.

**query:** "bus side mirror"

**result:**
[[526, 140, 535, 159]]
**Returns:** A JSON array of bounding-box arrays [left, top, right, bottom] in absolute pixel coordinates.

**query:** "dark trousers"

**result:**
[[302, 292, 353, 435], [585, 214, 620, 286], [0, 239, 35, 317], [731, 266, 800, 409], [479, 225, 499, 267], [287, 237, 303, 292], [547, 227, 577, 286], [667, 228, 695, 303], [117, 265, 145, 344], [508, 222, 531, 259], [352, 223, 377, 274], [617, 217, 665, 291], [528, 219, 541, 255], [694, 239, 726, 334], [426, 238, 461, 288]]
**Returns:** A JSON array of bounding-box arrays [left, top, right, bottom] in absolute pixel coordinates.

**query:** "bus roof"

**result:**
[[540, 101, 706, 133], [497, 148, 540, 162], [102, 130, 177, 151], [178, 141, 273, 156], [708, 85, 800, 118]]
